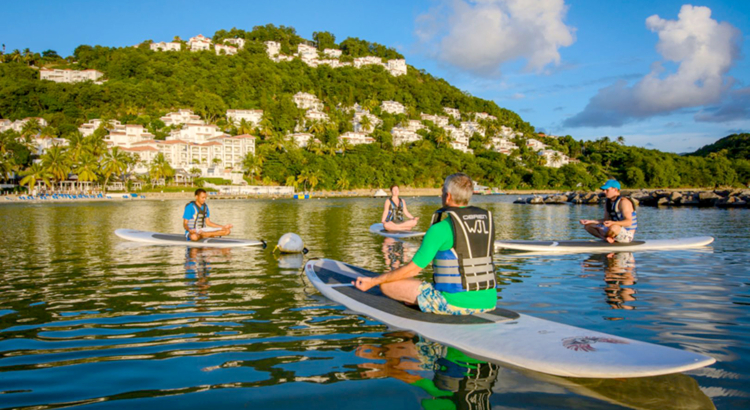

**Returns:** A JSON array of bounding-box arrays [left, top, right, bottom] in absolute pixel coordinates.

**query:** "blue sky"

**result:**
[[2, 0, 749, 153]]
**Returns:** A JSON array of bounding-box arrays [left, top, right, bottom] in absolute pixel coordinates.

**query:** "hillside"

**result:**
[[691, 133, 750, 160], [1, 24, 749, 190]]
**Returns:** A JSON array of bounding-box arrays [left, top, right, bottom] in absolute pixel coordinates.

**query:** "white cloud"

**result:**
[[565, 5, 742, 128], [415, 0, 576, 77]]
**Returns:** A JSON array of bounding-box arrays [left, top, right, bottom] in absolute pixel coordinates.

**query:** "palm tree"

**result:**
[[335, 174, 350, 190], [0, 154, 18, 183], [66, 132, 86, 163], [42, 145, 71, 190], [20, 119, 41, 139], [616, 136, 625, 145], [258, 118, 274, 140], [100, 147, 129, 192], [83, 133, 107, 157], [242, 152, 263, 179], [309, 120, 327, 137], [285, 175, 299, 190], [359, 115, 372, 133], [237, 119, 254, 135], [149, 153, 175, 184], [74, 152, 100, 189], [297, 169, 321, 192], [20, 163, 52, 195]]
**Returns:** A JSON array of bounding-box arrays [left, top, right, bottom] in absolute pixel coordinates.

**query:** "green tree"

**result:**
[[100, 147, 129, 192], [20, 163, 52, 194]]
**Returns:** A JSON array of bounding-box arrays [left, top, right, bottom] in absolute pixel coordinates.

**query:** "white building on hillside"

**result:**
[[354, 56, 383, 68], [391, 127, 422, 146], [31, 136, 69, 155], [40, 68, 104, 84], [265, 41, 281, 58], [386, 59, 407, 76], [498, 125, 521, 138], [161, 109, 201, 127], [381, 100, 406, 115], [293, 92, 323, 110], [474, 112, 497, 121], [227, 109, 263, 126], [79, 119, 122, 137], [306, 110, 329, 122], [188, 34, 212, 51], [105, 124, 154, 148], [340, 132, 374, 146], [168, 123, 224, 143], [125, 134, 255, 173], [487, 137, 518, 155], [323, 48, 342, 58], [224, 38, 245, 49], [0, 119, 11, 132], [445, 125, 471, 154], [443, 107, 461, 119], [121, 145, 159, 168], [461, 121, 484, 137], [215, 44, 237, 55], [420, 113, 449, 127], [538, 149, 569, 168], [405, 120, 426, 132], [150, 42, 181, 52], [298, 44, 318, 60], [353, 111, 381, 133], [288, 133, 316, 148], [526, 138, 547, 151], [5, 117, 49, 133]]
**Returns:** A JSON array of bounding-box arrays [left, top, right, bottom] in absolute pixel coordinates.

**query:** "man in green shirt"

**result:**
[[354, 173, 497, 315]]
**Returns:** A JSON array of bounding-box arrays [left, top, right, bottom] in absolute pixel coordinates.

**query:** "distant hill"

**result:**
[[691, 133, 750, 159]]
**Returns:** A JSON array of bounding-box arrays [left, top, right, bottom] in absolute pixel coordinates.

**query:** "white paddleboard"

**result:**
[[114, 229, 265, 248], [369, 223, 425, 239], [494, 236, 714, 253], [305, 258, 715, 378]]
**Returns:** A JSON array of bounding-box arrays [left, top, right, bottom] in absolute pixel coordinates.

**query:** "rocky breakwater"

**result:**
[[514, 189, 750, 209]]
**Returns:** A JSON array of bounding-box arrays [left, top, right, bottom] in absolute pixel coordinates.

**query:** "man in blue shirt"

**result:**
[[183, 189, 233, 241]]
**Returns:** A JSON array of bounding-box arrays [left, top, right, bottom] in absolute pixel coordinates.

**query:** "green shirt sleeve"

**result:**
[[411, 219, 453, 268]]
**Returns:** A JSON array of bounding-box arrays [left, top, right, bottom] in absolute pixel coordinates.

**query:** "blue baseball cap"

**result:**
[[600, 179, 621, 190]]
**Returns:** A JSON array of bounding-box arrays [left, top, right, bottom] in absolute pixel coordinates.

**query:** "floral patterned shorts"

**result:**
[[416, 282, 494, 316]]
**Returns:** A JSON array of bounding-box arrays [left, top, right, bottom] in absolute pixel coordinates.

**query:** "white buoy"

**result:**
[[275, 233, 307, 254]]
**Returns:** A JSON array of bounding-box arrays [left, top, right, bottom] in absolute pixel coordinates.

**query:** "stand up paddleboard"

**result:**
[[494, 236, 714, 253], [369, 223, 425, 239], [305, 258, 715, 378], [114, 229, 266, 248]]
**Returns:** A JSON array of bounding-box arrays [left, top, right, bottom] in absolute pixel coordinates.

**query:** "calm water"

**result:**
[[0, 196, 748, 409]]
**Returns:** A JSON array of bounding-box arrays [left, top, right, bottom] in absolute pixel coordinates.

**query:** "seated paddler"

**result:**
[[183, 188, 233, 241], [354, 173, 497, 315]]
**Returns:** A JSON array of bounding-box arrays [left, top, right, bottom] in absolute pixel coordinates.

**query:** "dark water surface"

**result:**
[[0, 196, 748, 409]]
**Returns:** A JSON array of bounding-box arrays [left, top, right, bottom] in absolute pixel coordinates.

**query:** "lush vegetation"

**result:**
[[691, 133, 750, 160], [1, 24, 748, 193]]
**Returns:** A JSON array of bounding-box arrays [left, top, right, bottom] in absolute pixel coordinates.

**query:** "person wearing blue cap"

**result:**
[[579, 179, 637, 244]]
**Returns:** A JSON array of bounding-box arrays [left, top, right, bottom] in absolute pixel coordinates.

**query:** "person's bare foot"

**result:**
[[606, 237, 615, 244]]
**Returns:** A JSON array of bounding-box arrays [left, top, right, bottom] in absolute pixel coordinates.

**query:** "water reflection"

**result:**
[[356, 331, 499, 410], [277, 253, 305, 270], [381, 237, 418, 271], [582, 252, 638, 311]]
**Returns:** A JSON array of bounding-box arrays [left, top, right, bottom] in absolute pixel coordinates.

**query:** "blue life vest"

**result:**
[[185, 201, 208, 229], [431, 206, 496, 294], [606, 196, 637, 232], [386, 198, 404, 222]]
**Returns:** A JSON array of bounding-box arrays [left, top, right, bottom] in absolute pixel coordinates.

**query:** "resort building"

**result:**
[[323, 48, 342, 58], [293, 92, 324, 111], [405, 120, 426, 132], [354, 56, 383, 68], [538, 149, 570, 168], [188, 35, 212, 51], [486, 137, 518, 155], [150, 42, 181, 52], [105, 124, 154, 148], [460, 121, 484, 137], [297, 44, 318, 60], [498, 125, 521, 138], [265, 41, 281, 58], [420, 113, 449, 128], [386, 59, 407, 76], [444, 125, 471, 154], [288, 133, 316, 148], [526, 138, 547, 151], [31, 136, 68, 155], [79, 119, 122, 137], [161, 109, 201, 127], [474, 112, 497, 122], [40, 68, 105, 84], [352, 111, 381, 133], [168, 123, 224, 143], [215, 44, 237, 56], [443, 107, 461, 119], [121, 145, 159, 168], [306, 110, 329, 122], [4, 117, 49, 133], [391, 127, 422, 146], [224, 38, 245, 49], [339, 132, 375, 146], [227, 109, 263, 126], [381, 100, 406, 115]]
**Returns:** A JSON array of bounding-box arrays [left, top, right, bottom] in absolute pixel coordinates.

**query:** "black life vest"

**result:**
[[605, 196, 637, 232], [185, 201, 208, 229], [386, 197, 404, 222], [430, 206, 496, 292]]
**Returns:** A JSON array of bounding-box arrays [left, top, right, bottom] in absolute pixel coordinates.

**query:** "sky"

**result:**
[[2, 0, 749, 153]]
